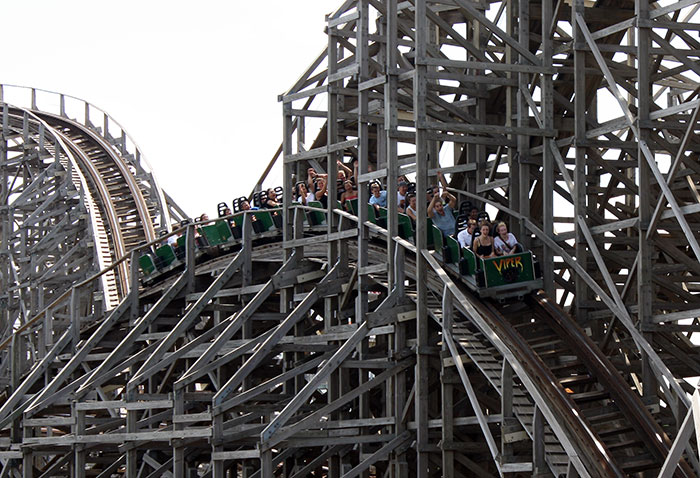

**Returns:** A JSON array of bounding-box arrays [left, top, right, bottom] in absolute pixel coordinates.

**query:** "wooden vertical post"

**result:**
[[517, 0, 531, 245], [70, 288, 80, 351], [173, 390, 185, 478], [393, 245, 408, 478], [185, 224, 195, 295], [125, 403, 137, 478], [441, 288, 455, 477], [73, 403, 86, 478], [357, 3, 371, 473], [635, 0, 657, 406], [242, 213, 253, 288], [501, 360, 515, 464], [212, 413, 224, 478], [22, 421, 33, 478], [506, 0, 519, 230], [385, 0, 399, 292], [414, 1, 430, 476], [129, 251, 140, 322], [541, 0, 555, 296], [533, 406, 546, 476], [572, 0, 588, 323]]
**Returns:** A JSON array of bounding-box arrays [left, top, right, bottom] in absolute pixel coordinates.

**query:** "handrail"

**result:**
[[0, 83, 173, 229], [0, 84, 154, 174]]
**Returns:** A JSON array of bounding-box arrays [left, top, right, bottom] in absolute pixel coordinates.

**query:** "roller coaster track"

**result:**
[[0, 213, 696, 478], [5, 0, 700, 476], [39, 112, 158, 251], [37, 111, 159, 298], [0, 86, 185, 319]]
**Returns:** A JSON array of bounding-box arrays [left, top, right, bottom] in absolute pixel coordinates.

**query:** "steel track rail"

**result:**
[[362, 223, 693, 476], [417, 249, 695, 477], [48, 127, 132, 297], [373, 246, 616, 477], [528, 292, 697, 478]]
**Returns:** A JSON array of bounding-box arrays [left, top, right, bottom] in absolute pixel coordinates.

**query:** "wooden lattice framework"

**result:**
[[3, 0, 700, 477]]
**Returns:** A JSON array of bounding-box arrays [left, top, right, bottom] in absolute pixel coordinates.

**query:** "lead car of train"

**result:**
[[351, 199, 543, 300], [427, 222, 543, 300], [139, 198, 543, 300]]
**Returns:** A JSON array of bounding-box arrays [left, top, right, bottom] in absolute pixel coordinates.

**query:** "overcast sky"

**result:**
[[1, 1, 333, 218]]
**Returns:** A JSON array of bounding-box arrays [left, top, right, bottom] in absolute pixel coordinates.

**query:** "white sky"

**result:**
[[1, 0, 333, 218]]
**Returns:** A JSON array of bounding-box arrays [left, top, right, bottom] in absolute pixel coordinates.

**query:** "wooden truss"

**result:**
[[3, 0, 700, 477], [0, 85, 185, 421]]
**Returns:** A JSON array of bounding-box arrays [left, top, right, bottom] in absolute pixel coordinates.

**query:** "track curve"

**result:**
[[0, 219, 695, 478], [0, 89, 185, 319]]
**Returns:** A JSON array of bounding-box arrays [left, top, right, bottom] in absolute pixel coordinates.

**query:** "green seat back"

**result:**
[[215, 220, 233, 242], [306, 201, 326, 226], [445, 235, 460, 264], [461, 246, 477, 276], [252, 211, 276, 231], [176, 235, 186, 249], [426, 218, 434, 248], [398, 213, 414, 240], [229, 214, 243, 229], [367, 203, 378, 224], [201, 224, 225, 246], [375, 206, 388, 228], [431, 224, 444, 254], [228, 214, 244, 238], [155, 245, 177, 266], [348, 198, 359, 215], [139, 254, 156, 275]]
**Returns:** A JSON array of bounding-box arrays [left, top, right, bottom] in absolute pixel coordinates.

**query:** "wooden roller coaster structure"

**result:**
[[3, 0, 700, 476]]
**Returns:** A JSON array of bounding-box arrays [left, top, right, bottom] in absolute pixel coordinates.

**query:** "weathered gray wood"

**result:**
[[23, 295, 131, 416], [128, 252, 245, 386], [213, 263, 341, 408], [5, 3, 700, 478]]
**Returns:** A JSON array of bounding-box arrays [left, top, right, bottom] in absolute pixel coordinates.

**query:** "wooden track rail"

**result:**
[[0, 87, 186, 406], [4, 0, 700, 477], [0, 207, 696, 478]]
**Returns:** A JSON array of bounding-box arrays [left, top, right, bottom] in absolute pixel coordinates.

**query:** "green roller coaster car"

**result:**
[[431, 224, 543, 299]]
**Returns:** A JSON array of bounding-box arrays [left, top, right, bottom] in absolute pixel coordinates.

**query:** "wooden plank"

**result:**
[[340, 431, 412, 478], [284, 139, 359, 163], [211, 450, 260, 460], [214, 264, 341, 408]]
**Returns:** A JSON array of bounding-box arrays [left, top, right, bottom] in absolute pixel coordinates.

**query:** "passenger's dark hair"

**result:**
[[294, 181, 306, 197]]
